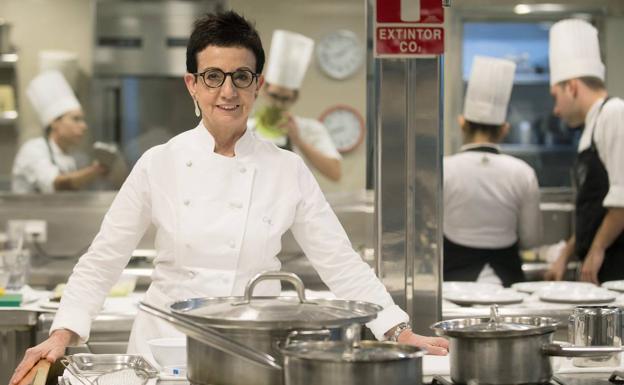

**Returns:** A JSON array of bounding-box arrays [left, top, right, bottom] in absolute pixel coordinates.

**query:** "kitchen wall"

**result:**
[[0, 0, 367, 193]]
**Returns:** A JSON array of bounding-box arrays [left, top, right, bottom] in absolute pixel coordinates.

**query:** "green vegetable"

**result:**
[[255, 106, 286, 138]]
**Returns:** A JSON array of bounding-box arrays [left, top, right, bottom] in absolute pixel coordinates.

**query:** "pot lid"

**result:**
[[280, 341, 425, 362], [169, 272, 382, 330], [431, 305, 559, 338]]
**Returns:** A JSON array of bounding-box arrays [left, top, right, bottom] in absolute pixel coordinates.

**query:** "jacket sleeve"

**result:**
[[518, 167, 542, 249], [600, 103, 624, 208], [289, 157, 408, 340], [50, 150, 154, 343]]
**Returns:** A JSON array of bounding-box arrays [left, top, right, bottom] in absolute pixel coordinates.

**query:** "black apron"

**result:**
[[443, 145, 525, 287], [573, 97, 624, 283]]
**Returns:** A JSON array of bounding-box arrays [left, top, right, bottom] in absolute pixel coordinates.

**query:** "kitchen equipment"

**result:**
[[539, 287, 617, 304], [141, 271, 382, 385], [146, 337, 186, 368], [60, 354, 158, 385], [603, 280, 624, 293], [280, 324, 425, 385], [569, 306, 623, 367], [431, 305, 624, 384], [444, 288, 525, 306], [16, 359, 50, 385], [0, 19, 12, 53]]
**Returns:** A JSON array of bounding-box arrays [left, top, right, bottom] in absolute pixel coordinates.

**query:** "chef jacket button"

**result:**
[[183, 199, 190, 206], [239, 166, 246, 174], [230, 201, 243, 209], [186, 160, 193, 167], [187, 271, 195, 278], [229, 241, 236, 249]]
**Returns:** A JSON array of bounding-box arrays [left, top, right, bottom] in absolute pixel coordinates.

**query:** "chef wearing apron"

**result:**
[[444, 56, 542, 287], [11, 70, 107, 193], [544, 19, 624, 284], [248, 30, 342, 181]]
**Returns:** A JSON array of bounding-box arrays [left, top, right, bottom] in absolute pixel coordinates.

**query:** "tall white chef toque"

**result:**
[[39, 50, 79, 91], [549, 19, 604, 86], [463, 56, 516, 126], [27, 70, 81, 127], [265, 30, 314, 90]]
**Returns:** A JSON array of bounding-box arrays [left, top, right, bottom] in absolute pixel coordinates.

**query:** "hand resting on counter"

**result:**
[[10, 329, 78, 385], [399, 330, 449, 356]]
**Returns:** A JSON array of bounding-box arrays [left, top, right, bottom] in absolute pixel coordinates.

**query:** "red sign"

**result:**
[[376, 0, 444, 24], [376, 26, 444, 56]]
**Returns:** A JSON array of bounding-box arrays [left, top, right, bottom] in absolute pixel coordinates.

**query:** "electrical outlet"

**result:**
[[7, 219, 47, 244]]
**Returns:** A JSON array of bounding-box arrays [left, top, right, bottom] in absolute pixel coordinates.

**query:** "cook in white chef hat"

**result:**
[[549, 19, 604, 86], [27, 70, 81, 128], [463, 55, 517, 126], [264, 30, 314, 91]]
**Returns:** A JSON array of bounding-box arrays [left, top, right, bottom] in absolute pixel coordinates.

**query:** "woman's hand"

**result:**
[[398, 330, 449, 356], [10, 329, 77, 385]]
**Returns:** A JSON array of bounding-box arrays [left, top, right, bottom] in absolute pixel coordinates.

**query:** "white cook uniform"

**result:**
[[248, 116, 341, 160], [578, 97, 624, 208], [444, 144, 542, 282], [51, 123, 406, 362], [12, 137, 77, 194]]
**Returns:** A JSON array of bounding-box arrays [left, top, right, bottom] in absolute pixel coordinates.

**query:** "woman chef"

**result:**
[[10, 10, 448, 385], [443, 56, 542, 287], [12, 70, 108, 193]]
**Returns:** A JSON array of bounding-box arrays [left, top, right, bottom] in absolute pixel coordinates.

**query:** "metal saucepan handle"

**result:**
[[139, 301, 282, 371], [542, 343, 624, 357], [242, 271, 308, 304], [284, 329, 332, 347]]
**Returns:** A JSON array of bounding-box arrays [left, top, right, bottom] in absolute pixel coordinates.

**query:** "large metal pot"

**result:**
[[280, 324, 425, 385], [142, 271, 382, 385], [431, 306, 624, 385]]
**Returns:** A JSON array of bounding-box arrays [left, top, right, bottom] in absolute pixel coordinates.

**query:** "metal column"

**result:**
[[368, 1, 444, 334]]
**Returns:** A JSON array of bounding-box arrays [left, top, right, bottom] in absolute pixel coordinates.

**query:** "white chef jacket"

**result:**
[[12, 137, 77, 194], [444, 143, 542, 249], [578, 97, 624, 208], [248, 116, 341, 160], [51, 123, 406, 360]]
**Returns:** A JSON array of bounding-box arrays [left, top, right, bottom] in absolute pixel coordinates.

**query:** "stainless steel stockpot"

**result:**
[[569, 305, 623, 367], [431, 306, 624, 385], [281, 340, 424, 385], [142, 271, 382, 385]]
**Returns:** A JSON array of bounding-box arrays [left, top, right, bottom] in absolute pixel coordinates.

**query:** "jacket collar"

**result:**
[[460, 142, 500, 154], [194, 121, 254, 158]]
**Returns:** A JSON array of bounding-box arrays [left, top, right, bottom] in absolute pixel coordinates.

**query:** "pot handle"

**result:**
[[284, 329, 332, 346], [240, 271, 309, 304], [139, 301, 282, 371], [542, 343, 624, 357]]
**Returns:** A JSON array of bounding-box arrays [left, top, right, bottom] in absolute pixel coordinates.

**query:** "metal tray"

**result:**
[[62, 354, 159, 377]]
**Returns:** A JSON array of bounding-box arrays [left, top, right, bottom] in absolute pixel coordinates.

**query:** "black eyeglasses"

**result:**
[[194, 68, 258, 88]]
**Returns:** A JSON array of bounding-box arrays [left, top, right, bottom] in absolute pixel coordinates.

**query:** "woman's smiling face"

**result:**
[[185, 45, 264, 135]]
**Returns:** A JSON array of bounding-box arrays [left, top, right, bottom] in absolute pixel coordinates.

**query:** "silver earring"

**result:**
[[194, 98, 200, 117]]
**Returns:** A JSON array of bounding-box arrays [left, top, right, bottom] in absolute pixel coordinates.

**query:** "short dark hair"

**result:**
[[186, 10, 265, 75], [559, 76, 606, 91], [464, 120, 503, 140]]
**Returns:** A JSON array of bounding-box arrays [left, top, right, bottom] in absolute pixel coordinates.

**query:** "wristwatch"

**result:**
[[388, 322, 412, 342]]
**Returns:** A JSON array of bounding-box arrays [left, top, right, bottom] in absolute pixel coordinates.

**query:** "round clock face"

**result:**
[[319, 105, 365, 153], [315, 30, 364, 80]]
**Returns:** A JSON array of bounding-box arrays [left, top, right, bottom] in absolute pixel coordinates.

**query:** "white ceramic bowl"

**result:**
[[147, 338, 187, 368]]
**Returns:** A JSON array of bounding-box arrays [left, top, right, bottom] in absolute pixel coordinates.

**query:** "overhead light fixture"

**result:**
[[514, 4, 531, 15], [514, 3, 568, 15]]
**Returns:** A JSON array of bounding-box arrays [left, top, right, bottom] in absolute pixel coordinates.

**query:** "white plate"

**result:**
[[539, 288, 617, 304], [443, 281, 503, 294], [602, 280, 624, 293], [444, 289, 525, 306], [39, 300, 60, 310], [511, 281, 596, 294]]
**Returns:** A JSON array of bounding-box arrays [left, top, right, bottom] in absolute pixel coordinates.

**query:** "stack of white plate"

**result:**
[[443, 281, 525, 306]]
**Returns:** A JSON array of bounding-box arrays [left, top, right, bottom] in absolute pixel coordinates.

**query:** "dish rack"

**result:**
[[60, 354, 159, 385]]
